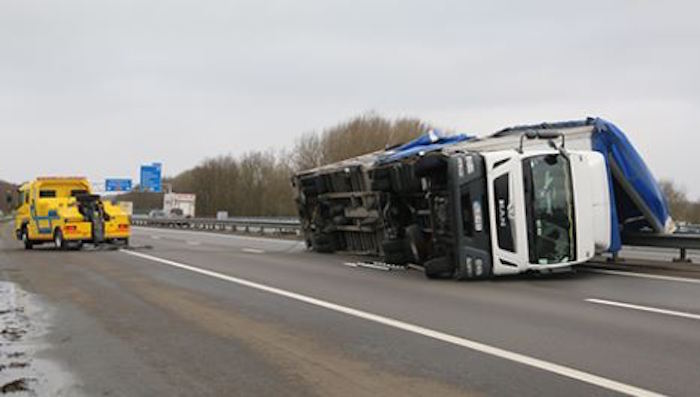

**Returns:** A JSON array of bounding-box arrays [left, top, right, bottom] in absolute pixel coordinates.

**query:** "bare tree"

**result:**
[[291, 132, 324, 171], [659, 179, 690, 222], [121, 114, 432, 217]]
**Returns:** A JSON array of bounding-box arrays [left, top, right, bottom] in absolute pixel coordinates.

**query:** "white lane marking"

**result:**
[[242, 248, 265, 254], [133, 226, 298, 245], [586, 298, 700, 321], [119, 249, 663, 397], [186, 241, 201, 246], [584, 268, 700, 285], [343, 261, 400, 271]]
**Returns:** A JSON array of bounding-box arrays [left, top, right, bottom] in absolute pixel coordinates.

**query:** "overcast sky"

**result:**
[[1, 0, 699, 196]]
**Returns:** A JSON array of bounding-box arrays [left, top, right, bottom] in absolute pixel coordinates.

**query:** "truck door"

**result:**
[[15, 188, 31, 236], [33, 188, 57, 237], [483, 151, 528, 275]]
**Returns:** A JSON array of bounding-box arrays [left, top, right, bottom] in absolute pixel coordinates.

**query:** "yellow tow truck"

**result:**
[[11, 177, 130, 250]]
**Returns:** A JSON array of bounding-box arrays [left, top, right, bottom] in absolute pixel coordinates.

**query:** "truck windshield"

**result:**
[[522, 154, 576, 264]]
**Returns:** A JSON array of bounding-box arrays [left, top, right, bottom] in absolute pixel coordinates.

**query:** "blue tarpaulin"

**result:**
[[376, 130, 472, 164], [591, 118, 672, 252]]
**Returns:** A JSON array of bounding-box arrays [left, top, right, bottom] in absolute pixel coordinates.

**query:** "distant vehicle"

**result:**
[[117, 201, 134, 216], [163, 193, 196, 218], [148, 209, 166, 218], [169, 208, 184, 217], [11, 177, 131, 250]]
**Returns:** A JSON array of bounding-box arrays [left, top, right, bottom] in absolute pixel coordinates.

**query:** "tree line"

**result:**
[[659, 179, 700, 224], [123, 114, 428, 216], [0, 180, 15, 214]]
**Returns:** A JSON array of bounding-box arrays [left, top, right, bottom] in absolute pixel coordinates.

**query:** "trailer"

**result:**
[[292, 117, 673, 279]]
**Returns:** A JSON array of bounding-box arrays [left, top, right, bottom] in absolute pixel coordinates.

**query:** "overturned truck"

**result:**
[[292, 118, 673, 280]]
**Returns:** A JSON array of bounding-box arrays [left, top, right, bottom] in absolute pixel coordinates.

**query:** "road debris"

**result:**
[[343, 261, 408, 272]]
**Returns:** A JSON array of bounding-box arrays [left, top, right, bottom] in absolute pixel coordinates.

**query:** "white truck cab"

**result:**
[[483, 149, 611, 275]]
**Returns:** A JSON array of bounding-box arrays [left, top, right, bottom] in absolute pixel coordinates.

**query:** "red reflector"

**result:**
[[65, 225, 77, 232], [119, 224, 129, 230]]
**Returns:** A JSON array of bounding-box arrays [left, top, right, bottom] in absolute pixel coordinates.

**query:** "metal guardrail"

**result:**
[[622, 233, 700, 263], [131, 216, 301, 236], [131, 216, 700, 263]]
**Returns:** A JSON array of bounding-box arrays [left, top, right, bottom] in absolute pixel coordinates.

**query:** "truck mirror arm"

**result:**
[[518, 131, 566, 154]]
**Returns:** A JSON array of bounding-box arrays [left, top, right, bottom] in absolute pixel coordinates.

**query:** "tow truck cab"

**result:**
[[13, 177, 131, 249]]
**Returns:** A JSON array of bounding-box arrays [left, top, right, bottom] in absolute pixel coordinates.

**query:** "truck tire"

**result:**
[[312, 233, 336, 253], [21, 228, 33, 250], [372, 176, 392, 192], [424, 256, 454, 279], [54, 229, 67, 251], [382, 238, 411, 265]]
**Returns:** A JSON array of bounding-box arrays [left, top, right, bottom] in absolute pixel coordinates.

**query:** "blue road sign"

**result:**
[[105, 178, 133, 192], [140, 163, 162, 192]]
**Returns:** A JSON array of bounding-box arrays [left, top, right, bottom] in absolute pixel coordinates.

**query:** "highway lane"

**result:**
[[0, 225, 699, 396], [128, 227, 700, 395]]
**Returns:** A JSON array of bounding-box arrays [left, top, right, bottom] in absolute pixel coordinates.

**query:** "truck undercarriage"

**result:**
[[294, 148, 493, 279]]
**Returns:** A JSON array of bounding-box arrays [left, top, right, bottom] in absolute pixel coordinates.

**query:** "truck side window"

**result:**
[[25, 192, 29, 204], [39, 190, 56, 198], [71, 190, 88, 197], [494, 174, 515, 252]]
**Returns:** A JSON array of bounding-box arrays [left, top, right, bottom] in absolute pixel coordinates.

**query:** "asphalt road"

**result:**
[[1, 225, 699, 396]]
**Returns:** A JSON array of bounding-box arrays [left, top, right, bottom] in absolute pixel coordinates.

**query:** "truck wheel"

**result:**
[[312, 233, 336, 253], [21, 228, 33, 250], [382, 239, 410, 265], [54, 229, 67, 251], [424, 256, 453, 279]]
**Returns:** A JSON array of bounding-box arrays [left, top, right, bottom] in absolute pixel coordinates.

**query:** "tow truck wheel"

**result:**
[[21, 228, 33, 250], [54, 229, 67, 251]]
